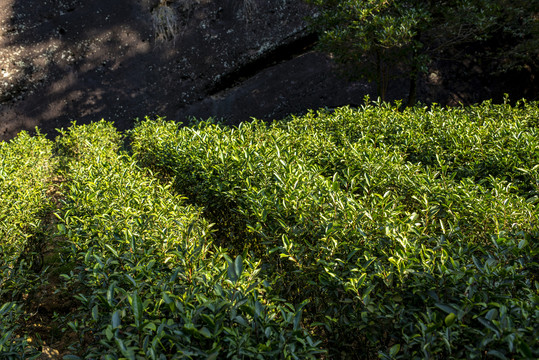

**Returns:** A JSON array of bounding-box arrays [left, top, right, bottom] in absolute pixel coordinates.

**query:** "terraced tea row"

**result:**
[[1, 99, 538, 359], [130, 100, 538, 359], [0, 131, 55, 358]]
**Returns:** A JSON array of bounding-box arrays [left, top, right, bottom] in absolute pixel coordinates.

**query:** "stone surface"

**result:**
[[0, 0, 321, 139]]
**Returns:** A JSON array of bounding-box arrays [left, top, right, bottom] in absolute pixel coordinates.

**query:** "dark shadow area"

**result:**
[[0, 0, 164, 139], [0, 0, 335, 140], [207, 32, 318, 95], [177, 51, 376, 124], [2, 0, 534, 142], [0, 0, 377, 141]]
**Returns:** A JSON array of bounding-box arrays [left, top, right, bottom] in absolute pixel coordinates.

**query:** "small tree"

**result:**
[[306, 0, 538, 104]]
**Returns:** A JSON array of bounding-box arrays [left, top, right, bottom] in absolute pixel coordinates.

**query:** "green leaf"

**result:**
[[107, 282, 116, 307], [57, 223, 66, 234], [131, 291, 143, 329], [486, 350, 508, 360], [478, 317, 500, 336], [228, 261, 238, 283], [518, 341, 533, 358], [364, 173, 371, 187], [435, 303, 457, 315], [170, 268, 180, 283], [115, 337, 135, 360], [389, 344, 400, 357], [201, 314, 215, 327], [486, 308, 498, 321], [255, 301, 263, 317], [144, 322, 157, 332], [332, 177, 340, 192], [163, 292, 172, 304], [293, 308, 303, 331], [104, 244, 119, 257], [234, 255, 243, 280], [112, 310, 121, 329], [0, 302, 13, 315], [130, 236, 136, 254], [125, 274, 137, 288], [444, 312, 457, 327], [91, 305, 99, 321], [472, 255, 483, 272], [199, 327, 212, 338], [105, 326, 114, 341], [357, 273, 367, 288]]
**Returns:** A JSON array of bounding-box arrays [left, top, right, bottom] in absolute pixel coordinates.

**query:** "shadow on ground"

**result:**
[[1, 0, 371, 140]]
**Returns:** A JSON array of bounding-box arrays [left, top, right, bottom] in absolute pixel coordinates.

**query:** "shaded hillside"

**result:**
[[0, 0, 360, 139], [0, 0, 536, 140]]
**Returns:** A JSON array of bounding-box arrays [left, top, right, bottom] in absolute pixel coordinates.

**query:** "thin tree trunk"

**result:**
[[407, 31, 422, 107], [375, 49, 386, 101], [407, 71, 417, 107]]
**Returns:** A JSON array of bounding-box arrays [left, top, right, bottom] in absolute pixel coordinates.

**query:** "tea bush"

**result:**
[[56, 121, 322, 359], [0, 130, 54, 359], [130, 100, 538, 359], [1, 101, 537, 359]]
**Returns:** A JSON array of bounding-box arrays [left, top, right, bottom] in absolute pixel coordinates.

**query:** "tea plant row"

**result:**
[[54, 121, 322, 359], [0, 131, 55, 358], [130, 99, 538, 359], [1, 99, 538, 359]]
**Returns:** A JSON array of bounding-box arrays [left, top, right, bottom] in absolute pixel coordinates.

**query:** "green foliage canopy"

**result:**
[[306, 0, 538, 103]]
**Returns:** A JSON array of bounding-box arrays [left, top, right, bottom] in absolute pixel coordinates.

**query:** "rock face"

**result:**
[[0, 0, 339, 139], [0, 0, 535, 140]]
